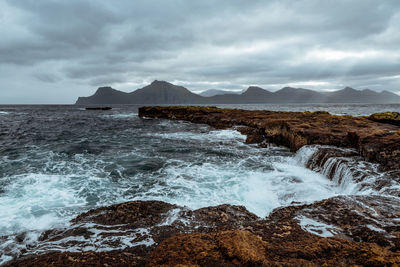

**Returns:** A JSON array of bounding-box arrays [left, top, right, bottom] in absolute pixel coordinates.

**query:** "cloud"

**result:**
[[0, 0, 399, 103]]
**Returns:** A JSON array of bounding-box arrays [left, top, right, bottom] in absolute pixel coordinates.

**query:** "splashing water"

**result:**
[[0, 105, 398, 264]]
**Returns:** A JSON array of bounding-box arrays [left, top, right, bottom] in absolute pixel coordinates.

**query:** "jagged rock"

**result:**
[[5, 198, 400, 266], [149, 229, 400, 266], [148, 230, 268, 266], [72, 200, 178, 226]]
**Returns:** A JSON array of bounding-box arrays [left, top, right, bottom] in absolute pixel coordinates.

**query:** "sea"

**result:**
[[0, 103, 399, 264]]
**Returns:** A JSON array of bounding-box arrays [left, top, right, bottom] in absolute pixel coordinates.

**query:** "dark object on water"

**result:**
[[85, 107, 112, 110]]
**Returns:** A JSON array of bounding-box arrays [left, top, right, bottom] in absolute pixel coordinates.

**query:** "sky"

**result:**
[[1, 0, 400, 104]]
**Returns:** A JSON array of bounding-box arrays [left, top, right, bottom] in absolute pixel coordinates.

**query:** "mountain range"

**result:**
[[199, 89, 242, 97], [75, 80, 400, 104]]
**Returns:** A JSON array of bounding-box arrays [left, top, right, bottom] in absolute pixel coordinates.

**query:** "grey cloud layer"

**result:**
[[0, 0, 399, 103]]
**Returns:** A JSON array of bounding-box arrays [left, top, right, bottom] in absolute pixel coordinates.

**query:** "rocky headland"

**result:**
[[4, 107, 400, 266]]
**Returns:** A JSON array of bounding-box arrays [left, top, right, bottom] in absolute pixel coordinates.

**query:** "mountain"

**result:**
[[76, 87, 130, 104], [237, 86, 273, 103], [270, 87, 325, 103], [76, 80, 205, 105], [75, 81, 400, 104], [199, 89, 241, 97], [325, 87, 400, 103], [127, 80, 204, 104]]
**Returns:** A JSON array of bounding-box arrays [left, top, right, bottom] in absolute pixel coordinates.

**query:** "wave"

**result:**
[[101, 113, 138, 119], [149, 128, 247, 144], [2, 114, 399, 264], [294, 145, 400, 196]]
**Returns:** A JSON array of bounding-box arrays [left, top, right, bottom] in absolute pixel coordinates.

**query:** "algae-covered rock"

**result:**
[[368, 112, 400, 126]]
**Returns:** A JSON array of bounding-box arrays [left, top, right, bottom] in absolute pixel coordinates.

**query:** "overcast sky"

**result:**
[[1, 0, 400, 103]]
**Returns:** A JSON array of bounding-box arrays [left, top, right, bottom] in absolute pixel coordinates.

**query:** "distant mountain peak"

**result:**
[[245, 86, 266, 93], [97, 86, 113, 91], [151, 80, 170, 85], [343, 86, 356, 91], [279, 86, 297, 92], [94, 86, 117, 95]]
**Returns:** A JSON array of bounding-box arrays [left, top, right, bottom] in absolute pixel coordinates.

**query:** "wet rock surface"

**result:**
[[5, 197, 400, 266], [5, 107, 400, 266], [369, 112, 400, 126], [139, 106, 400, 171]]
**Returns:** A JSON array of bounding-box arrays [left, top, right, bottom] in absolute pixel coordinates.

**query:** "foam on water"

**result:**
[[149, 128, 246, 143], [297, 216, 339, 237], [0, 174, 77, 235], [294, 145, 400, 196], [0, 127, 341, 239], [102, 113, 138, 119], [1, 107, 397, 264], [0, 172, 128, 236], [126, 147, 342, 217]]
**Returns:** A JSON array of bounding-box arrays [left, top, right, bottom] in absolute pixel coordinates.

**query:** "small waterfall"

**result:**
[[295, 145, 399, 195]]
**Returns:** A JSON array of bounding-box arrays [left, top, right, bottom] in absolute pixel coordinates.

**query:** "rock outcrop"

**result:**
[[369, 112, 400, 126], [139, 106, 400, 171], [5, 198, 400, 266]]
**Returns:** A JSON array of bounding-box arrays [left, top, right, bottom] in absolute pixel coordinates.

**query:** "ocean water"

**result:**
[[0, 104, 399, 263]]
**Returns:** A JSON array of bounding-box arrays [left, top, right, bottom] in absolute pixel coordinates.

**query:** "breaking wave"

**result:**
[[1, 105, 399, 264], [295, 145, 400, 196]]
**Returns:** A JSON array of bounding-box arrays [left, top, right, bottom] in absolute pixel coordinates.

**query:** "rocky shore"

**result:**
[[4, 107, 400, 266], [139, 106, 400, 171], [6, 198, 400, 266]]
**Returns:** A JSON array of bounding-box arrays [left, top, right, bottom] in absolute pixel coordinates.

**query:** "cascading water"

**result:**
[[295, 145, 400, 196], [1, 105, 400, 264]]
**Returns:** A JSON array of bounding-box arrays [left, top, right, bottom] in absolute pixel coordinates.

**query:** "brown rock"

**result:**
[[5, 198, 400, 266], [138, 106, 400, 171], [148, 230, 268, 266]]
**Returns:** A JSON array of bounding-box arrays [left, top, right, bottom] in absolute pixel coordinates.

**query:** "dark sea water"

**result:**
[[0, 103, 399, 264]]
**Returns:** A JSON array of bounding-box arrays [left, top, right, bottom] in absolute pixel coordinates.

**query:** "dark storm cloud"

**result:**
[[0, 0, 399, 103]]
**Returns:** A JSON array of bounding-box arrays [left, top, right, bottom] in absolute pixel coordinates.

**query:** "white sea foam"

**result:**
[[0, 170, 132, 237], [128, 154, 341, 217], [294, 145, 397, 195], [102, 113, 138, 119], [297, 216, 339, 237], [0, 174, 78, 236], [150, 129, 246, 143], [0, 222, 155, 264], [294, 145, 318, 166], [1, 121, 395, 264], [0, 111, 10, 115], [366, 224, 385, 232]]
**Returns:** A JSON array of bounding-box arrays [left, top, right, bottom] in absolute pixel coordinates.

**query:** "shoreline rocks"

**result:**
[[139, 106, 400, 171], [5, 198, 400, 266], [5, 106, 400, 266]]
